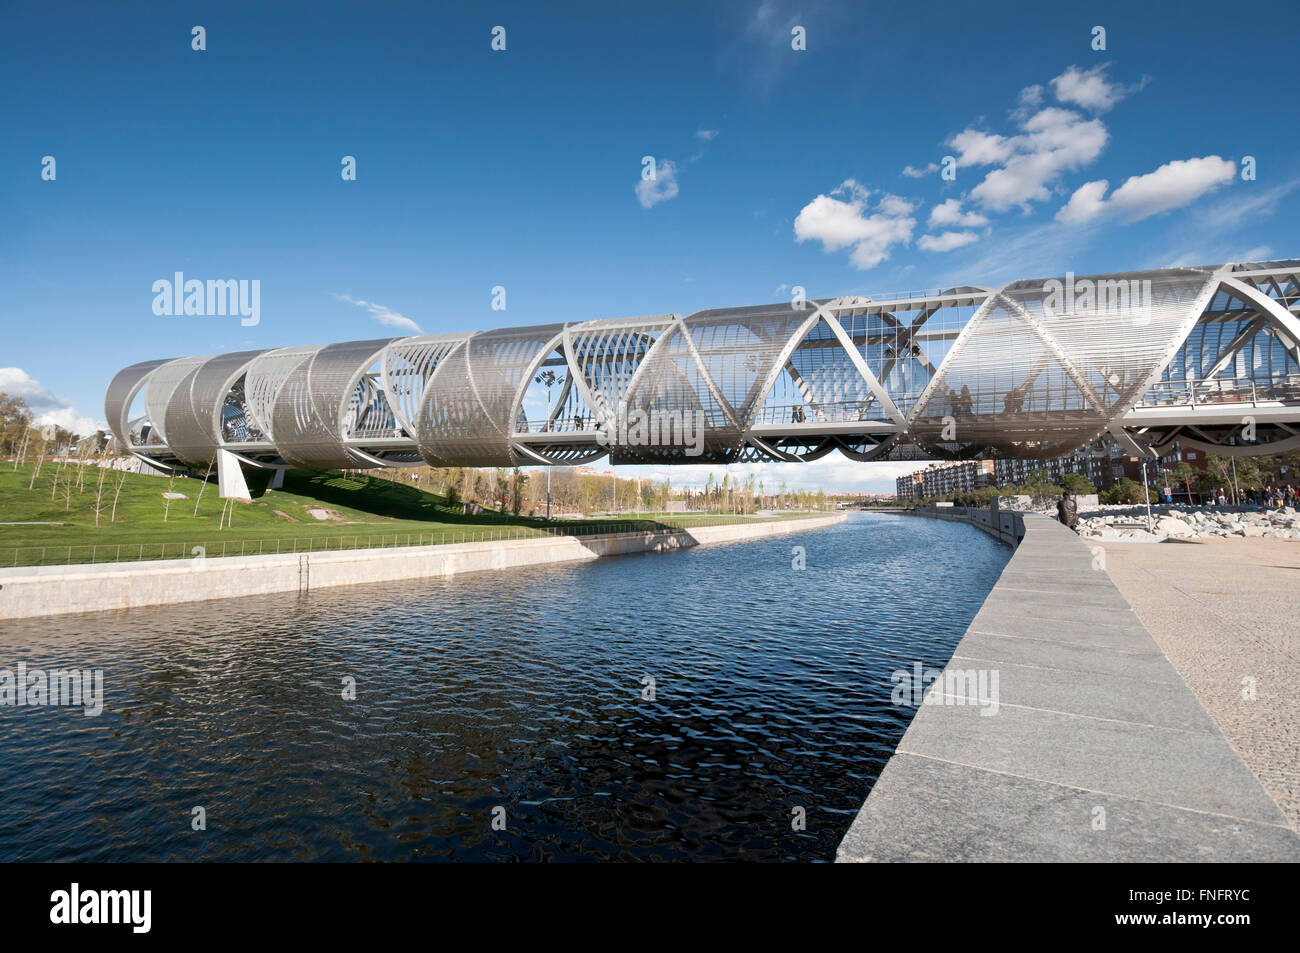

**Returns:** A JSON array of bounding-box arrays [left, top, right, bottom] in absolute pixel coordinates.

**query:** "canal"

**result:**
[[0, 512, 1009, 861]]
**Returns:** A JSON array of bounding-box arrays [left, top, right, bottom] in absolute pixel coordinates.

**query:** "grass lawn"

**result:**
[[0, 462, 819, 567]]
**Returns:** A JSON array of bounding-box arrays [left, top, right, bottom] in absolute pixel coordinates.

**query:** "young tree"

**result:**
[[0, 392, 33, 459], [1170, 461, 1197, 504], [110, 470, 127, 522], [1061, 472, 1096, 495], [510, 467, 525, 516], [1206, 455, 1242, 503], [28, 433, 47, 489], [93, 464, 109, 527], [193, 459, 215, 516]]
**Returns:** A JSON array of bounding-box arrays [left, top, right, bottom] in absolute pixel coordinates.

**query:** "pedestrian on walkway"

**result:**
[[1057, 490, 1078, 533]]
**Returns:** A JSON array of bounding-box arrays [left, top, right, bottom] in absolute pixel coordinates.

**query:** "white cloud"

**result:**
[[721, 0, 813, 93], [694, 129, 719, 141], [897, 65, 1147, 225], [1234, 245, 1274, 262], [964, 107, 1109, 212], [1050, 64, 1138, 113], [876, 193, 916, 217], [616, 454, 940, 494], [0, 368, 106, 435], [928, 217, 1099, 289], [917, 230, 980, 253], [636, 158, 680, 208], [1160, 245, 1274, 269], [1056, 156, 1236, 225], [793, 180, 916, 270], [1054, 179, 1110, 225], [832, 178, 871, 202], [949, 128, 1017, 168], [1193, 177, 1300, 231], [1015, 84, 1044, 113], [928, 198, 989, 228], [333, 293, 422, 333]]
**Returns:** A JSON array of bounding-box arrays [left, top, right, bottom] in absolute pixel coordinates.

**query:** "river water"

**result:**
[[0, 512, 1008, 862]]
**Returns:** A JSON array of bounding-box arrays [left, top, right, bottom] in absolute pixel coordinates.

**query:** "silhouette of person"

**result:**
[[953, 385, 973, 418]]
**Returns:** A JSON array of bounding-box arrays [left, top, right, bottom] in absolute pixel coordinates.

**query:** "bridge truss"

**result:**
[[106, 259, 1300, 478]]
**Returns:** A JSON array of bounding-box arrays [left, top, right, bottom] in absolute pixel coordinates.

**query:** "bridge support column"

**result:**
[[217, 448, 252, 501], [268, 467, 285, 490]]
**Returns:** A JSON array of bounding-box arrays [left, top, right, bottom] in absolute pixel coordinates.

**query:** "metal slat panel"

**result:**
[[104, 358, 173, 449], [418, 325, 563, 466], [164, 350, 268, 467], [380, 335, 470, 436], [244, 346, 321, 442], [143, 356, 211, 446], [911, 270, 1216, 456], [271, 338, 396, 469]]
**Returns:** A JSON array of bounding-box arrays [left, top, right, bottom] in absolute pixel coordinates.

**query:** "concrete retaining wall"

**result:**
[[0, 514, 844, 620], [911, 505, 1024, 546], [996, 493, 1098, 511]]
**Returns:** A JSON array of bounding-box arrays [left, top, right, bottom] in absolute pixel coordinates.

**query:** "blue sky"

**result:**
[[3, 0, 1297, 491]]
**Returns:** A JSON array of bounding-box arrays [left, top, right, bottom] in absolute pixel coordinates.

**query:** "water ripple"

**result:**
[[0, 512, 1007, 862]]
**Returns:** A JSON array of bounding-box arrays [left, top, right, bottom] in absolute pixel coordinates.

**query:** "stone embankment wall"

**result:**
[[0, 514, 845, 620]]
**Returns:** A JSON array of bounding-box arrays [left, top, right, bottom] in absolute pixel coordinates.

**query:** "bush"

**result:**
[[1100, 477, 1149, 505]]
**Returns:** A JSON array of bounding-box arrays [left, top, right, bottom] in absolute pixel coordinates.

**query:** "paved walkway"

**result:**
[[1103, 537, 1300, 831], [837, 514, 1300, 862]]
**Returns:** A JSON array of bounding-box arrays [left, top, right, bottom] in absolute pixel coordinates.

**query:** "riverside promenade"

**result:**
[[1104, 537, 1300, 832], [837, 510, 1300, 862]]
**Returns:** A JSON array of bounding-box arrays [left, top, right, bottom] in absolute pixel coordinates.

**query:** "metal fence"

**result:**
[[0, 513, 812, 569], [1138, 375, 1300, 407]]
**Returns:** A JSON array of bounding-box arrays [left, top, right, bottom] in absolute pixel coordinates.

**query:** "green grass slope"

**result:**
[[0, 463, 804, 566]]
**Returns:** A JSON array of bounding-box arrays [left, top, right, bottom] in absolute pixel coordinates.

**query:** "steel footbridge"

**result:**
[[105, 259, 1300, 484]]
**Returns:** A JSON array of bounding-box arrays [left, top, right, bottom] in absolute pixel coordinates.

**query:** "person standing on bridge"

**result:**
[[952, 385, 973, 419], [1057, 490, 1078, 533]]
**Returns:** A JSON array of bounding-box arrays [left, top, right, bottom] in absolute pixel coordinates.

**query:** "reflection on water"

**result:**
[[0, 512, 1007, 862]]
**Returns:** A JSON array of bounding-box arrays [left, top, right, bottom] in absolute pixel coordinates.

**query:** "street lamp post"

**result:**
[[1139, 456, 1154, 533], [534, 369, 565, 520]]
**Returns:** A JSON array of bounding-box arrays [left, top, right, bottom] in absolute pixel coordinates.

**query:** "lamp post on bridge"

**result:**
[[534, 369, 565, 520]]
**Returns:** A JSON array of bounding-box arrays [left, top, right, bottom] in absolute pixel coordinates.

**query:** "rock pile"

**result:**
[[1075, 505, 1300, 541]]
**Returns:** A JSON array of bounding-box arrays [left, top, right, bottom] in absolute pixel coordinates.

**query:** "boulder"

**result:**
[[1156, 517, 1194, 537]]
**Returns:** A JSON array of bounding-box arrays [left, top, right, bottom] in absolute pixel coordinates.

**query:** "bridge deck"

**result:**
[[139, 396, 1300, 465]]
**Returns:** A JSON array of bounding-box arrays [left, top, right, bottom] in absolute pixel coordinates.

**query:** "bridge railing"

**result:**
[[1138, 375, 1300, 408], [750, 400, 891, 425]]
